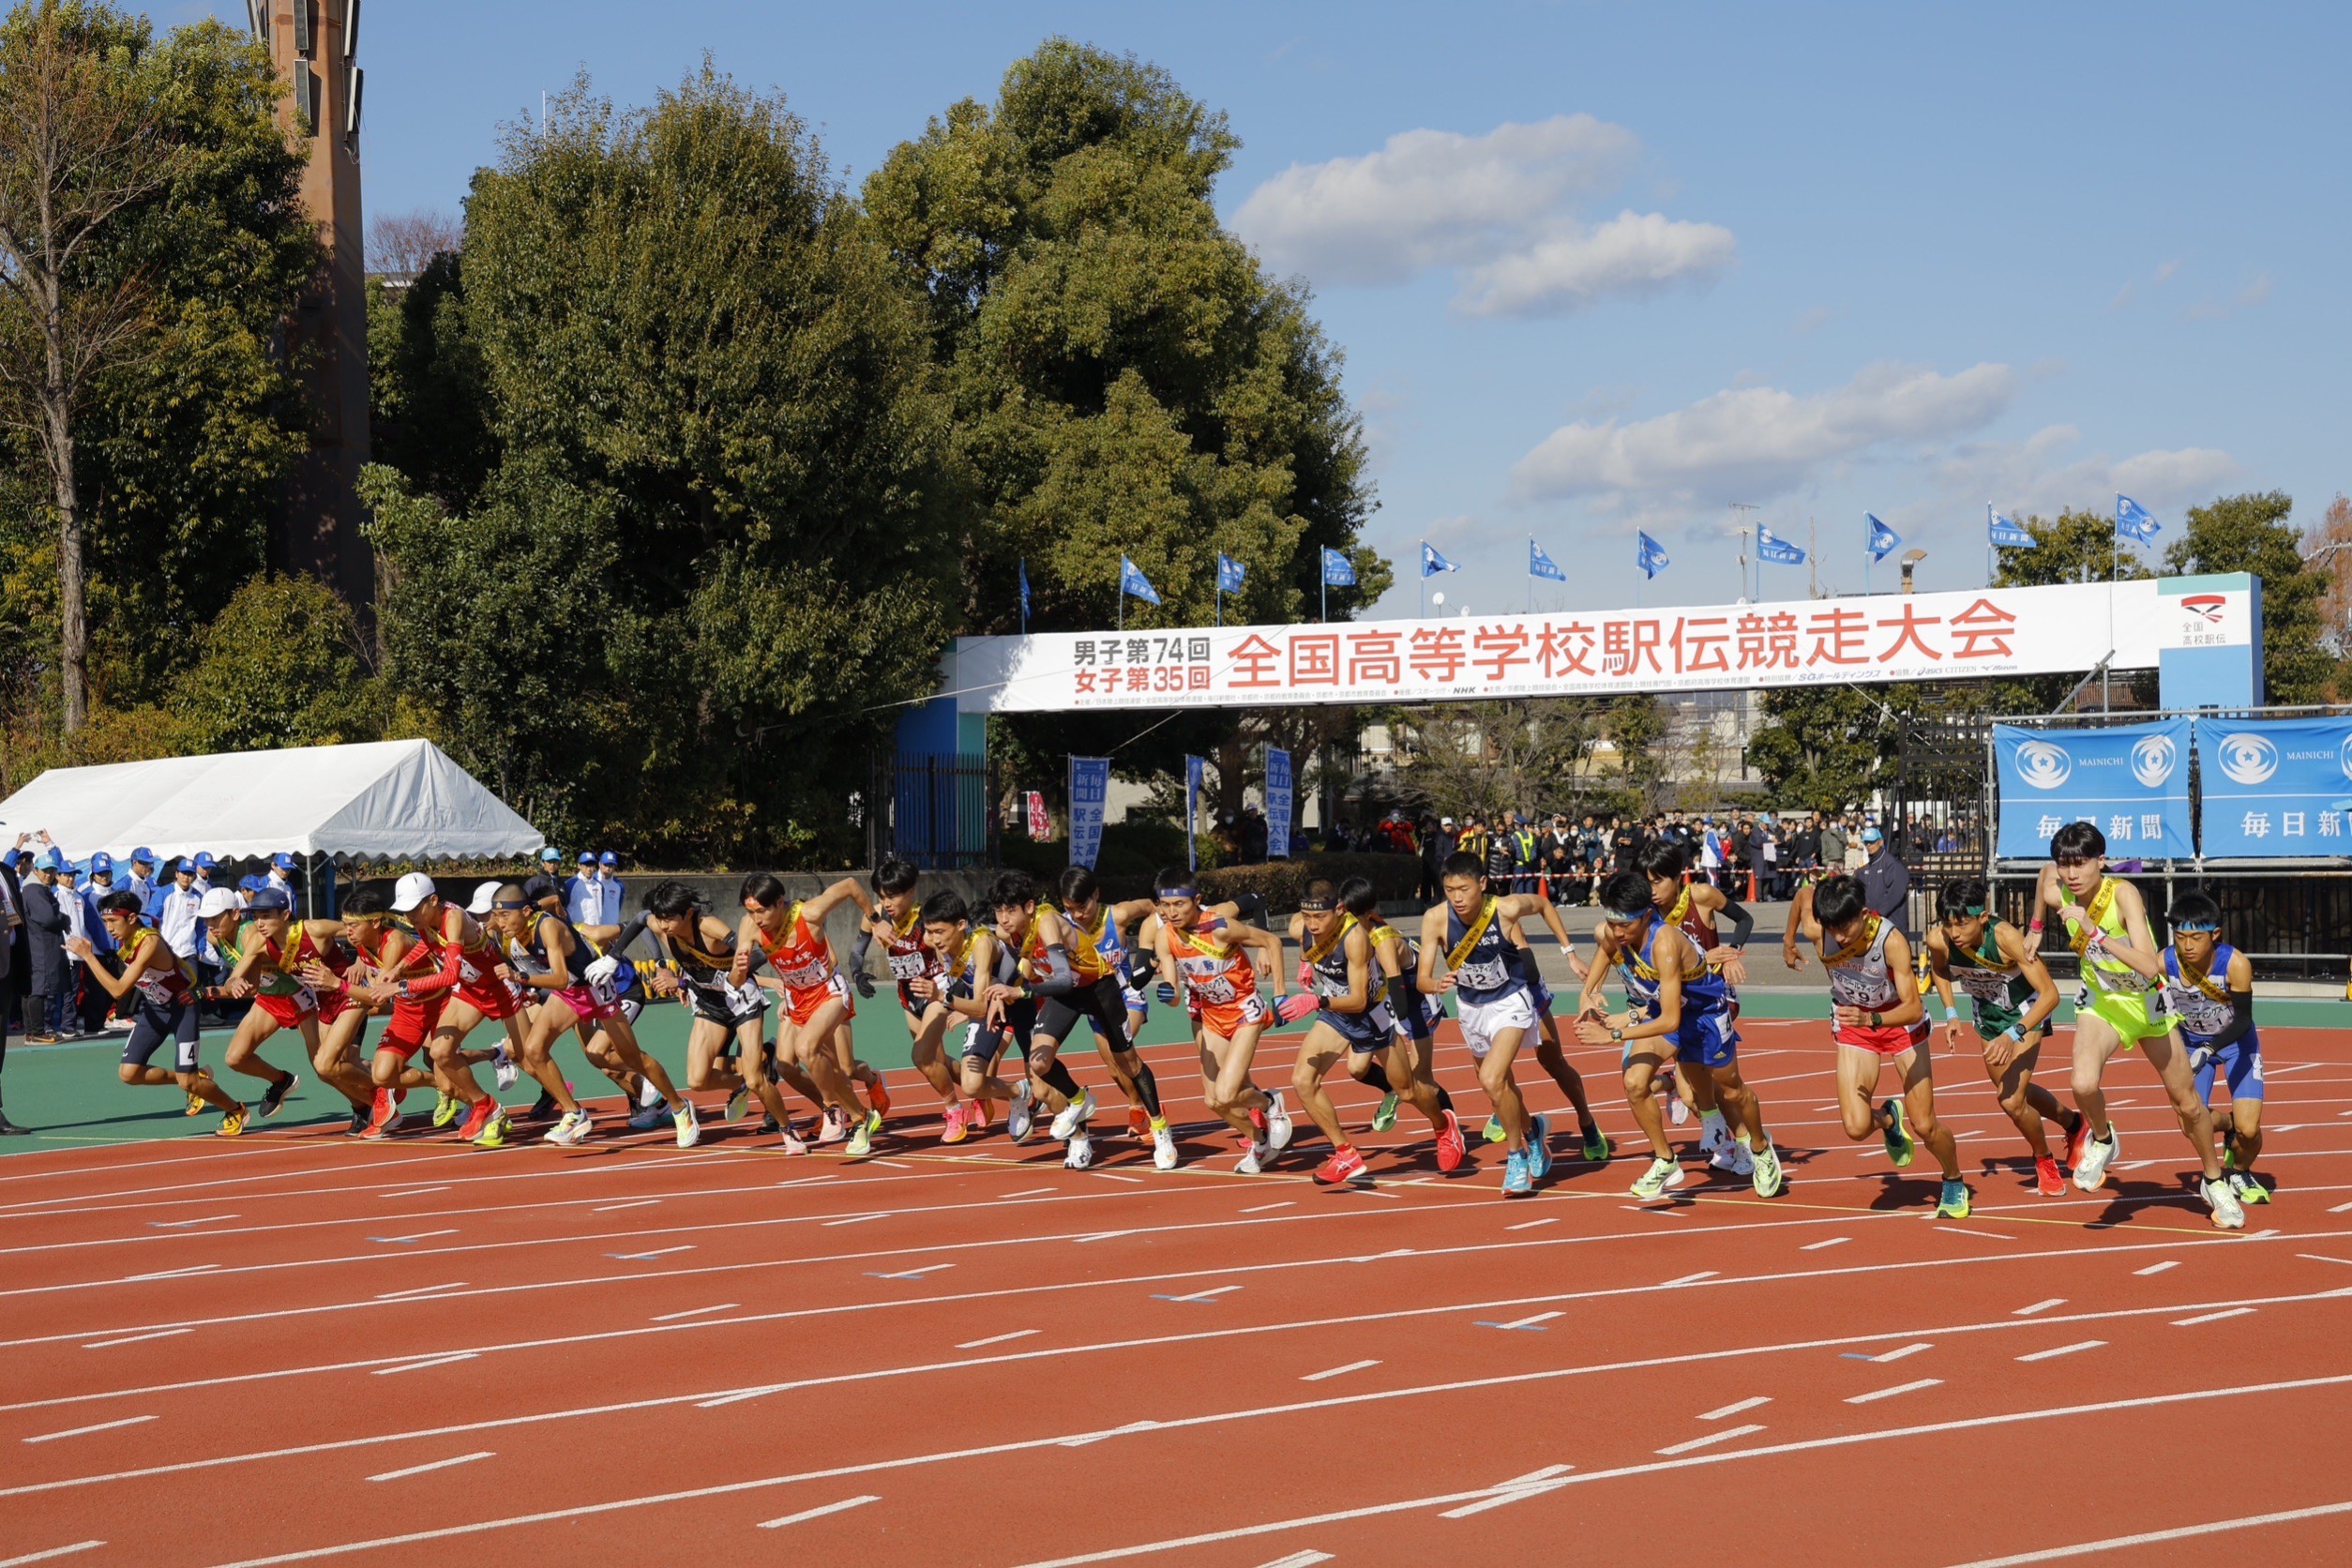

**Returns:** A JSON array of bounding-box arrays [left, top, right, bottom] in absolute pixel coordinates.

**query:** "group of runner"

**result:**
[[64, 822, 2269, 1229]]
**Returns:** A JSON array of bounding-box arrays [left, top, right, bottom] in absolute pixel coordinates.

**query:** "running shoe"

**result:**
[[522, 1088, 562, 1124], [492, 1046, 519, 1092], [942, 1101, 970, 1145], [473, 1111, 512, 1151], [966, 1096, 991, 1131], [2228, 1170, 2269, 1206], [865, 1106, 883, 1138], [261, 1072, 300, 1121], [431, 1090, 460, 1130], [345, 1102, 371, 1136], [1235, 1138, 1270, 1175], [1936, 1179, 1971, 1220], [455, 1096, 498, 1142], [1370, 1093, 1400, 1133], [2201, 1176, 2245, 1230], [1007, 1080, 1034, 1143], [1152, 1123, 1180, 1171], [1434, 1109, 1468, 1174], [1750, 1141, 1786, 1199], [778, 1126, 809, 1155], [2073, 1127, 2118, 1192], [216, 1104, 249, 1138], [1265, 1091, 1295, 1153], [2061, 1113, 2092, 1172], [1711, 1138, 1755, 1177], [1697, 1115, 1728, 1160], [1062, 1132, 1093, 1170], [1501, 1147, 1532, 1197], [817, 1108, 850, 1146], [1527, 1113, 1553, 1183], [1314, 1144, 1368, 1187], [1126, 1103, 1152, 1139], [1879, 1098, 1916, 1168], [186, 1083, 204, 1116], [759, 1110, 780, 1134], [2033, 1156, 2066, 1198], [1666, 1085, 1689, 1126], [545, 1108, 594, 1148], [1482, 1114, 1507, 1145], [1050, 1087, 1097, 1142], [867, 1076, 892, 1120], [673, 1101, 701, 1150], [1580, 1125, 1612, 1164], [1629, 1154, 1685, 1199], [724, 1083, 749, 1123], [845, 1117, 874, 1158], [626, 1100, 669, 1133], [365, 1100, 405, 1141]]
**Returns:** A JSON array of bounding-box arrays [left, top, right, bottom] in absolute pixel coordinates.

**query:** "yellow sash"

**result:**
[[1303, 912, 1356, 966], [2175, 954, 2230, 1005], [1822, 912, 1883, 967], [1445, 897, 1499, 971], [2067, 879, 2118, 957]]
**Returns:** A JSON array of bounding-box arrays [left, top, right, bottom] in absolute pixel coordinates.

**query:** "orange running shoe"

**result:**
[[1313, 1145, 1368, 1187], [1126, 1103, 1152, 1139]]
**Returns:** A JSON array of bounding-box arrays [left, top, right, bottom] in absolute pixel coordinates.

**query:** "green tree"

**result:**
[[1994, 506, 2158, 589], [2164, 490, 2330, 704], [367, 253, 495, 512]]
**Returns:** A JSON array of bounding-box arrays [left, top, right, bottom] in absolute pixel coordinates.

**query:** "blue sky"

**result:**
[[160, 2, 2352, 619]]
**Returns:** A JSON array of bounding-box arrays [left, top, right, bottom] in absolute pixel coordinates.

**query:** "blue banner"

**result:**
[[1756, 524, 1805, 565], [1994, 720, 2193, 860], [1216, 552, 1245, 593], [1320, 547, 1356, 587], [1421, 541, 1458, 577], [1867, 512, 1903, 562], [1119, 555, 1160, 605], [1529, 540, 1567, 582], [2116, 493, 2162, 545], [1989, 510, 2033, 547], [1636, 531, 1670, 579], [2193, 717, 2352, 858], [1264, 748, 1293, 860], [1067, 756, 1110, 869], [1184, 754, 1204, 872]]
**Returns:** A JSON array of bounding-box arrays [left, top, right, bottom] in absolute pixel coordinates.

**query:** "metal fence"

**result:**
[[870, 751, 1001, 871]]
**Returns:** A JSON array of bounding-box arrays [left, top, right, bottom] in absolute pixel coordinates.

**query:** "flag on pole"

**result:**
[[1320, 547, 1357, 587], [1018, 558, 1032, 626], [1988, 510, 2033, 547], [1866, 513, 1904, 562], [1421, 541, 1460, 577], [1216, 552, 1246, 594], [2115, 494, 2162, 545], [1529, 540, 1568, 582], [1118, 555, 1161, 605], [1756, 525, 1806, 565], [1636, 532, 1671, 579]]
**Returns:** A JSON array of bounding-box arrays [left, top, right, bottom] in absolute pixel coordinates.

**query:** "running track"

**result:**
[[2, 1016, 2347, 1568]]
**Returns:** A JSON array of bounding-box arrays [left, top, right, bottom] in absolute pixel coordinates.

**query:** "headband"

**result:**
[[2173, 920, 2219, 933], [1297, 897, 1334, 912], [1159, 886, 1198, 899], [1600, 906, 1648, 923]]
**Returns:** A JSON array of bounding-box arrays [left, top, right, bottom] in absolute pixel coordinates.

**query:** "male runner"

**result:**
[[1032, 867, 1176, 1168], [217, 888, 375, 1130], [1151, 868, 1291, 1173], [857, 861, 970, 1140], [68, 891, 245, 1133], [916, 890, 1019, 1136], [1638, 840, 1753, 1172], [2156, 891, 2268, 1207], [1417, 853, 1558, 1197], [305, 886, 461, 1138], [1334, 878, 1468, 1170], [2028, 823, 2241, 1226], [347, 873, 518, 1148], [731, 873, 879, 1156], [1576, 869, 1783, 1199], [1922, 879, 2084, 1197]]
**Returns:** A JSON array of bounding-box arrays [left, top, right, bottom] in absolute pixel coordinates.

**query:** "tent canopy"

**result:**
[[0, 739, 545, 865]]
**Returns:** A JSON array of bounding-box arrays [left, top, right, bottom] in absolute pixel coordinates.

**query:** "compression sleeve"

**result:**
[[611, 915, 651, 955], [851, 928, 873, 972], [399, 938, 468, 1001], [2205, 988, 2256, 1052], [1384, 971, 1420, 1018], [1027, 944, 1081, 998], [1716, 897, 1756, 948]]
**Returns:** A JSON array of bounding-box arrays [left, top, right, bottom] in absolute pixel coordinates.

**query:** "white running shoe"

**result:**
[[1235, 1139, 1270, 1175], [1697, 1117, 1728, 1158], [1007, 1080, 1034, 1143], [2201, 1175, 2246, 1230], [1666, 1087, 1689, 1126], [545, 1108, 593, 1147], [1630, 1154, 1687, 1199], [1265, 1090, 1295, 1153], [1152, 1125, 1180, 1171], [1050, 1087, 1096, 1141], [779, 1127, 809, 1155], [492, 1048, 520, 1092], [1710, 1138, 1754, 1176], [673, 1101, 701, 1150], [2073, 1128, 2118, 1192], [1063, 1133, 1094, 1170]]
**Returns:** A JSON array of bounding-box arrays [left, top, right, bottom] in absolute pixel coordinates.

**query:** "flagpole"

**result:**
[[1984, 505, 1994, 586], [1528, 537, 1533, 613], [1420, 541, 1426, 619]]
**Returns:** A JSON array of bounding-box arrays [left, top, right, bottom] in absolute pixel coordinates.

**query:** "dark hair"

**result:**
[[2168, 890, 2222, 929], [1635, 839, 1689, 881], [988, 869, 1040, 910], [1598, 870, 1652, 916], [1150, 866, 1197, 897], [1937, 879, 1991, 919], [738, 872, 789, 909], [343, 885, 388, 917], [642, 878, 702, 919], [2050, 821, 2106, 859], [1055, 866, 1099, 907], [98, 889, 143, 916], [871, 859, 920, 897], [1813, 873, 1866, 927], [920, 890, 970, 927], [1440, 852, 1485, 882], [1301, 876, 1338, 907], [1336, 876, 1380, 919]]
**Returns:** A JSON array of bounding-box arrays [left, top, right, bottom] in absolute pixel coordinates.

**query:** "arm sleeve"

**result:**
[[1026, 944, 1081, 998], [1384, 971, 1420, 1018], [400, 939, 467, 1001], [611, 915, 651, 955], [2204, 988, 2256, 1052], [851, 928, 873, 972], [1715, 897, 1756, 948]]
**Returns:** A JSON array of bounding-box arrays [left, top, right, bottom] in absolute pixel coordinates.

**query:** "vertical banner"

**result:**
[[2193, 716, 2352, 858], [1024, 791, 1049, 841], [1993, 720, 2193, 860], [1066, 756, 1110, 869], [1263, 748, 1293, 861], [1184, 755, 1204, 872]]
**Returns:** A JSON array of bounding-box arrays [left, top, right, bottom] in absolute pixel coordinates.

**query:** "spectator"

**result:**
[[1455, 815, 1489, 871], [1855, 824, 1910, 934], [1609, 814, 1639, 875], [565, 852, 602, 926], [265, 852, 298, 907], [597, 850, 626, 923], [123, 847, 158, 910], [1819, 815, 1847, 874], [0, 843, 21, 1132], [1485, 812, 1517, 884], [1758, 822, 1782, 899], [158, 858, 204, 962], [20, 849, 69, 1047], [1416, 816, 1447, 901], [1240, 806, 1269, 863], [1502, 810, 1540, 896]]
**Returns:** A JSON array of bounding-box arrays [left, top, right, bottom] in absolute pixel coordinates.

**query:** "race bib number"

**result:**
[[886, 952, 929, 981], [1952, 970, 2013, 1003], [1455, 957, 1509, 991], [776, 960, 828, 989], [588, 974, 619, 1006], [1179, 957, 1238, 1003], [723, 980, 765, 1015]]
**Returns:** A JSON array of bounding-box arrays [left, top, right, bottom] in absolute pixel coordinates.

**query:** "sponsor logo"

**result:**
[[2214, 731, 2279, 787], [2180, 594, 2227, 624], [2130, 733, 2177, 789], [2013, 739, 2072, 791]]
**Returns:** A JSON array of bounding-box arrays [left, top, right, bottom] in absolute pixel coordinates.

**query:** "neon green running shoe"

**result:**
[[1482, 1114, 1507, 1145], [472, 1112, 511, 1151], [1880, 1097, 1915, 1168], [1370, 1093, 1399, 1133], [1751, 1141, 1786, 1199], [1629, 1154, 1685, 1200], [846, 1119, 874, 1159], [430, 1091, 460, 1129], [1580, 1126, 1612, 1164], [1936, 1178, 1970, 1219]]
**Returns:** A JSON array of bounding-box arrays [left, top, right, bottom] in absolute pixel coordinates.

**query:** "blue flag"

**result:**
[[1018, 557, 1032, 623], [2115, 494, 2162, 545], [1119, 555, 1160, 605], [1320, 547, 1357, 587], [1756, 525, 1806, 565], [1216, 552, 1246, 594], [1989, 510, 2034, 548], [1529, 540, 1567, 582], [1636, 532, 1670, 580], [1422, 541, 1461, 577], [1866, 513, 1903, 562]]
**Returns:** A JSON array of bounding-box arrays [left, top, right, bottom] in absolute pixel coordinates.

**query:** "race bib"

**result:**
[[588, 974, 619, 1006], [776, 960, 829, 989], [1455, 957, 1509, 991], [886, 952, 929, 981], [1952, 969, 2013, 1003]]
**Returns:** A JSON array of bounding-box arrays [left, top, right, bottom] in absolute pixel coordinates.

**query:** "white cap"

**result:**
[[467, 881, 502, 915], [391, 871, 438, 913], [197, 887, 244, 919]]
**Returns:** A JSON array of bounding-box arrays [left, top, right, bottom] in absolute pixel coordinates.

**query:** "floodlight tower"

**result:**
[[247, 1, 373, 616]]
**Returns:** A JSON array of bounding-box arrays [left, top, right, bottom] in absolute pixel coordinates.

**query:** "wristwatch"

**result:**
[[1610, 1026, 1624, 1042]]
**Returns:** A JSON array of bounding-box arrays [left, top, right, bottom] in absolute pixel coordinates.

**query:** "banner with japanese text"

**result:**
[[2193, 717, 2352, 858], [1264, 748, 1293, 860], [954, 580, 2163, 713], [1067, 757, 1110, 869], [1994, 720, 2193, 860]]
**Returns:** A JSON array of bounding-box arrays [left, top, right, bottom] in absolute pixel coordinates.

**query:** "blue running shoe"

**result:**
[[626, 1100, 668, 1133], [1528, 1113, 1553, 1183], [1501, 1147, 1532, 1198]]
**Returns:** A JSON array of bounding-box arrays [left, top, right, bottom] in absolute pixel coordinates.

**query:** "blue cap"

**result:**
[[89, 852, 113, 873], [1862, 826, 1883, 844], [237, 874, 264, 892], [578, 851, 596, 864], [193, 852, 218, 869], [131, 846, 155, 865], [33, 847, 64, 871], [246, 886, 292, 912], [271, 852, 294, 870], [538, 846, 562, 863], [173, 856, 195, 873], [598, 851, 618, 867]]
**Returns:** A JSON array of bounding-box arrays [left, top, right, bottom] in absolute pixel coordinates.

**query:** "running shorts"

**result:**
[[2083, 987, 2169, 1048], [1834, 1018, 1932, 1056], [1324, 1000, 1398, 1054], [254, 990, 315, 1031], [1628, 1003, 1739, 1070], [2188, 1029, 2264, 1105], [121, 995, 200, 1073], [550, 981, 618, 1023], [377, 996, 447, 1060], [1458, 990, 1538, 1062], [689, 979, 767, 1028], [781, 973, 853, 1031], [959, 998, 1034, 1063], [1037, 977, 1132, 1055], [1197, 989, 1269, 1041], [456, 976, 520, 1021]]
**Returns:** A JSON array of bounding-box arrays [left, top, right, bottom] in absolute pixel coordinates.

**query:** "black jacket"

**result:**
[[21, 877, 67, 992]]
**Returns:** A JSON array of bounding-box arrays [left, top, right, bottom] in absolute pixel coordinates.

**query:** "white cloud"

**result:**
[[1937, 425, 2239, 520], [1230, 114, 1730, 316], [1510, 361, 2019, 513]]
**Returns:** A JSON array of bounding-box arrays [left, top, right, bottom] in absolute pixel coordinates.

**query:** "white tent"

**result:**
[[0, 739, 544, 864]]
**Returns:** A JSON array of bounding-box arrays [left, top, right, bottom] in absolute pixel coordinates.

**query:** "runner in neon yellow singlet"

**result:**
[[2029, 822, 2241, 1228]]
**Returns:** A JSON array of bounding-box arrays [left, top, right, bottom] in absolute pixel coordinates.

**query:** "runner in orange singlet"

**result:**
[[731, 873, 878, 1155], [1150, 868, 1290, 1174]]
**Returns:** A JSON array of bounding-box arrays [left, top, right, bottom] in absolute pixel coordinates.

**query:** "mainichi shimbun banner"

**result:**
[[954, 580, 2170, 713]]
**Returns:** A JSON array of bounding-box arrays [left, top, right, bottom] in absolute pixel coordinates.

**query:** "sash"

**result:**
[[1446, 897, 1499, 971], [1303, 913, 1356, 967], [2067, 879, 2118, 957]]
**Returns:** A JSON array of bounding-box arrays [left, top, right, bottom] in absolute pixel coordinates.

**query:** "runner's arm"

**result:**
[[1868, 929, 1925, 1029], [1923, 932, 1961, 1026], [396, 912, 472, 1001], [2200, 949, 2258, 1053], [1326, 925, 1372, 1015], [2097, 882, 2166, 981], [2000, 924, 2064, 1037], [1020, 909, 1084, 999], [1617, 926, 1686, 1040], [1782, 883, 1813, 969], [77, 934, 153, 999], [2020, 865, 2059, 957], [1415, 906, 1452, 994], [799, 877, 875, 927]]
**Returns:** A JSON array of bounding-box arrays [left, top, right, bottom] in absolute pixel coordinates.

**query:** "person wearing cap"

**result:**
[[69, 888, 248, 1133], [69, 852, 124, 1035], [158, 859, 204, 961], [211, 887, 377, 1131], [18, 849, 71, 1047], [0, 844, 23, 1131], [596, 852, 623, 926], [265, 853, 297, 906], [123, 848, 157, 910], [565, 852, 601, 927], [1855, 824, 1909, 935], [344, 872, 523, 1148]]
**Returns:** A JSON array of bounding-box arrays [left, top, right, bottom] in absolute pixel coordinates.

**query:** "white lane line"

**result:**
[[1252, 1553, 1334, 1568], [2016, 1341, 2105, 1363], [607, 1246, 694, 1260], [1505, 1217, 1557, 1231], [379, 1187, 448, 1199], [370, 1353, 478, 1377], [1664, 1271, 1719, 1287], [1435, 1465, 1576, 1518], [367, 1231, 457, 1245], [650, 1304, 738, 1323], [2329, 1199, 2352, 1214], [1300, 1360, 1380, 1382], [1003, 1187, 1057, 1199], [1946, 1499, 2352, 1566], [23, 1414, 156, 1444], [821, 1214, 882, 1228], [82, 1328, 188, 1349], [867, 1264, 954, 1281], [755, 1493, 881, 1530], [1480, 1310, 1562, 1332], [367, 1451, 493, 1483], [1240, 1202, 1294, 1215], [1075, 1231, 1137, 1244], [1802, 1236, 1851, 1251], [121, 1264, 219, 1283], [146, 1214, 238, 1229], [1153, 1285, 1242, 1304], [2134, 1260, 2179, 1275], [2173, 1307, 2256, 1326], [1867, 1342, 1934, 1363], [0, 1542, 104, 1568], [1657, 1423, 1764, 1455], [592, 1200, 658, 1214], [374, 1283, 466, 1301], [956, 1330, 1037, 1350], [2013, 1298, 2067, 1316], [1847, 1378, 1941, 1404], [1059, 1420, 1160, 1449], [1093, 1172, 1145, 1184], [1699, 1396, 1770, 1421]]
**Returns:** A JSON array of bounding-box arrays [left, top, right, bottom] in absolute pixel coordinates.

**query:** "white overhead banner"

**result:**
[[954, 579, 2169, 714]]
